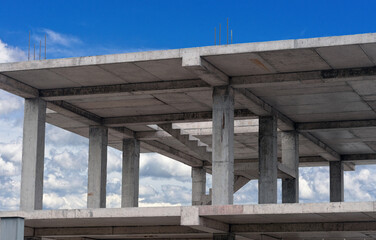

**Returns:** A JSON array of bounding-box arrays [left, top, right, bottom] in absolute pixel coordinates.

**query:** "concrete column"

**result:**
[[192, 167, 206, 205], [258, 116, 278, 204], [121, 138, 140, 208], [20, 98, 46, 211], [281, 131, 299, 203], [212, 86, 234, 205], [330, 161, 344, 202], [0, 217, 24, 240], [87, 126, 108, 208], [213, 233, 235, 240]]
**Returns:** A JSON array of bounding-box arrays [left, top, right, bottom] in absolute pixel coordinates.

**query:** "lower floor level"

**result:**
[[1, 202, 376, 240]]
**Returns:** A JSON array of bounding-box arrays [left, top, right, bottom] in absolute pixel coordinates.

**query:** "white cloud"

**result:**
[[0, 156, 17, 176], [299, 177, 314, 199], [43, 29, 82, 47], [0, 91, 23, 115], [0, 39, 26, 63], [43, 192, 86, 209], [140, 153, 191, 181]]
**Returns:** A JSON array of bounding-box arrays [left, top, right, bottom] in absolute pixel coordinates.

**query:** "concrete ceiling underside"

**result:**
[[2, 33, 376, 171]]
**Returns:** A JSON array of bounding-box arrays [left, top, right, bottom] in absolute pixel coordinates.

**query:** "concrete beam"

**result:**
[[48, 100, 102, 124], [34, 226, 202, 237], [234, 88, 294, 131], [0, 217, 24, 240], [212, 86, 234, 205], [300, 132, 340, 161], [141, 140, 203, 167], [47, 101, 135, 138], [105, 109, 254, 126], [258, 116, 278, 204], [234, 176, 250, 193], [281, 131, 299, 203], [192, 167, 206, 205], [87, 126, 108, 208], [158, 123, 212, 163], [0, 73, 39, 98], [342, 153, 376, 162], [122, 138, 140, 208], [231, 66, 376, 88], [181, 206, 229, 233], [297, 119, 376, 131], [40, 79, 210, 100], [21, 98, 46, 210], [213, 233, 235, 240], [182, 51, 229, 86], [232, 221, 376, 233], [233, 88, 340, 161], [330, 161, 344, 202]]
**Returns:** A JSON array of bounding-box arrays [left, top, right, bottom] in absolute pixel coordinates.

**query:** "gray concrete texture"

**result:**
[[212, 86, 234, 205], [1, 202, 376, 239], [122, 138, 140, 207], [3, 32, 376, 238], [87, 126, 108, 208], [20, 99, 46, 211]]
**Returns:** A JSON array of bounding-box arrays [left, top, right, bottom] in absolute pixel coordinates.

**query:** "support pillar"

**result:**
[[212, 86, 234, 205], [87, 126, 108, 208], [192, 167, 206, 205], [330, 161, 344, 202], [282, 131, 299, 203], [121, 138, 140, 208], [20, 98, 46, 211], [258, 116, 278, 204], [0, 217, 24, 240]]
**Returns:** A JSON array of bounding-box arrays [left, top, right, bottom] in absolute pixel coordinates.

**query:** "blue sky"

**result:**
[[1, 0, 376, 210], [1, 0, 376, 58]]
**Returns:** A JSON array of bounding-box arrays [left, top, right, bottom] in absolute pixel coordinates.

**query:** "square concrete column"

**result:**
[[20, 98, 46, 211], [212, 86, 234, 205], [258, 115, 278, 204], [87, 126, 108, 208], [121, 138, 140, 208], [281, 131, 299, 203], [192, 167, 206, 205], [330, 161, 344, 202], [0, 217, 24, 240]]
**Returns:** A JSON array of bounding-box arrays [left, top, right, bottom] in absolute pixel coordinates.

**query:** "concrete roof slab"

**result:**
[[316, 45, 374, 68], [257, 49, 330, 72], [3, 69, 80, 89], [134, 59, 197, 81], [51, 65, 127, 86], [98, 62, 161, 83]]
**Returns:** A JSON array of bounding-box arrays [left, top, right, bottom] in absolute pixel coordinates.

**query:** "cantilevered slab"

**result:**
[[2, 33, 376, 171]]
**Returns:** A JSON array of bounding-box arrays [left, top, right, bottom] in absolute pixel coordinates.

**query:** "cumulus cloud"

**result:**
[[0, 91, 23, 115], [44, 192, 86, 209], [45, 124, 88, 147], [0, 39, 26, 63], [140, 153, 191, 181]]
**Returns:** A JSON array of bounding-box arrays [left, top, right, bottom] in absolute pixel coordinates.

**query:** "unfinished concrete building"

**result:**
[[1, 33, 376, 239]]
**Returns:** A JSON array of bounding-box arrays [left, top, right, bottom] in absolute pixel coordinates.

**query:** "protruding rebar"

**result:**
[[33, 44, 35, 60], [45, 34, 46, 60], [227, 18, 229, 45], [28, 31, 30, 61], [214, 27, 216, 45], [219, 24, 221, 45], [39, 40, 41, 60], [231, 29, 233, 44]]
